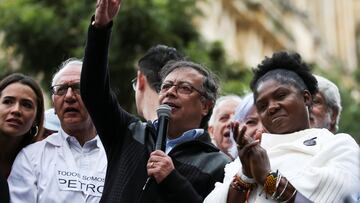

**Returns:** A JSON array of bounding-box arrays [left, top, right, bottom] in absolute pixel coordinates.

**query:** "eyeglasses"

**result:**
[[131, 78, 137, 91], [51, 82, 81, 96], [159, 82, 206, 97]]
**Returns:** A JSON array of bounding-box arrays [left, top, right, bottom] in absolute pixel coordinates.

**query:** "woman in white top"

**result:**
[[204, 51, 360, 203]]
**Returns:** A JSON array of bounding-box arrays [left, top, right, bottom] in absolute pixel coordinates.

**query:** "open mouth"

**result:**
[[64, 107, 79, 113], [223, 131, 230, 138]]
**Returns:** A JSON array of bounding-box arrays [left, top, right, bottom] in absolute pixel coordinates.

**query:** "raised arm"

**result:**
[[81, 0, 135, 156]]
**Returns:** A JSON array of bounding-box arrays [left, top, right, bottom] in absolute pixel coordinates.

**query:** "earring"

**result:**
[[306, 105, 311, 117], [29, 125, 39, 137]]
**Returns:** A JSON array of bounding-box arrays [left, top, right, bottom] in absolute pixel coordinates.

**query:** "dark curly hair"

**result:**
[[250, 51, 318, 98]]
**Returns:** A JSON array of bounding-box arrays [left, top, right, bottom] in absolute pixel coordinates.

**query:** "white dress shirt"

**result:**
[[8, 128, 107, 203]]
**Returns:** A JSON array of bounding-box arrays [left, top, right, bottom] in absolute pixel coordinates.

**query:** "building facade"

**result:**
[[196, 0, 359, 72]]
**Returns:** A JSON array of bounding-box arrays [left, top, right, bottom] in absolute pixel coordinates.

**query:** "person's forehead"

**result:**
[[164, 67, 203, 83], [316, 92, 325, 99], [256, 79, 278, 94], [2, 83, 36, 101], [314, 92, 327, 106], [217, 99, 239, 112], [255, 79, 298, 104], [246, 106, 258, 118], [257, 79, 298, 94], [54, 64, 81, 84], [213, 100, 238, 119]]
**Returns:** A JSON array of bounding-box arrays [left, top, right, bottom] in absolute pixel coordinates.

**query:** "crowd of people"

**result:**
[[0, 0, 359, 202]]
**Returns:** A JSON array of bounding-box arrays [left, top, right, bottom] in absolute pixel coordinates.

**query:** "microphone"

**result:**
[[155, 104, 171, 151], [142, 104, 171, 191]]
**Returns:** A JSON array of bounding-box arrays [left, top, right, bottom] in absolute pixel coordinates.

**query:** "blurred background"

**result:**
[[0, 0, 359, 142]]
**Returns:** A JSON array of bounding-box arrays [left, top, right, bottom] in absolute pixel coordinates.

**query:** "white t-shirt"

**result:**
[[8, 129, 107, 203], [204, 128, 360, 203]]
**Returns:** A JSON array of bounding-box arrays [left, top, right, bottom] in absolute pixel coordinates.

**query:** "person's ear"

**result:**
[[208, 125, 214, 136], [201, 100, 213, 117], [303, 90, 312, 107], [330, 107, 339, 131], [51, 100, 57, 115], [137, 71, 146, 91]]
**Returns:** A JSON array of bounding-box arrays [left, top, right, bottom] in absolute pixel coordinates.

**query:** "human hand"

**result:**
[[231, 121, 257, 177], [147, 150, 175, 183], [232, 121, 270, 183], [246, 144, 271, 184], [94, 0, 122, 27]]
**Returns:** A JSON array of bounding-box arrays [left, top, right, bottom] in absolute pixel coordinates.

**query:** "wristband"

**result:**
[[237, 171, 256, 184]]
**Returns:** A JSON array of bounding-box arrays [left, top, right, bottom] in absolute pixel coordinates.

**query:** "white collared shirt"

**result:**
[[8, 128, 107, 203]]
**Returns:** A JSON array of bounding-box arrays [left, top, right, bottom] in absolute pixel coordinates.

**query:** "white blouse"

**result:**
[[204, 128, 360, 203]]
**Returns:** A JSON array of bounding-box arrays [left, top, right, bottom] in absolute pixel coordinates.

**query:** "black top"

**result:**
[[81, 19, 230, 203], [0, 171, 10, 203]]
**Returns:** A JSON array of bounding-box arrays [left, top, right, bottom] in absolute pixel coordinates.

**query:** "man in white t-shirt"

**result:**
[[8, 58, 107, 203]]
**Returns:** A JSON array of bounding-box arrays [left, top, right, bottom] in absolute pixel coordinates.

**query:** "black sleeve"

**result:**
[[81, 17, 137, 157], [158, 170, 203, 203]]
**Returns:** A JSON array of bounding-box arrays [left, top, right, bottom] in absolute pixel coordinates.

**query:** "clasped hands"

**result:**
[[230, 121, 271, 185]]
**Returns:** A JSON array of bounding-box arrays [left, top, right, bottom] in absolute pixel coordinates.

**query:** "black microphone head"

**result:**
[[157, 104, 171, 118]]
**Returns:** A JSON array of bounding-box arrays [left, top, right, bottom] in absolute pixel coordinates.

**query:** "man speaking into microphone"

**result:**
[[81, 0, 230, 202]]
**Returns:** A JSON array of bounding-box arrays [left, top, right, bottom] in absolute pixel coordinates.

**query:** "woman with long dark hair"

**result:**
[[0, 73, 44, 178]]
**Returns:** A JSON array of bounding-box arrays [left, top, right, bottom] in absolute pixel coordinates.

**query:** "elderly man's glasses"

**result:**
[[159, 82, 206, 97], [51, 82, 81, 96]]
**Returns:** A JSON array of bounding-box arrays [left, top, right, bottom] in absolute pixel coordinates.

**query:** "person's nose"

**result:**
[[10, 102, 21, 117], [225, 118, 233, 129], [64, 87, 76, 103], [267, 100, 280, 115], [164, 85, 178, 97]]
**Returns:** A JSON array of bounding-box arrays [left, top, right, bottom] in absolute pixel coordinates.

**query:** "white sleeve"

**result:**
[[204, 158, 240, 203], [8, 150, 37, 203]]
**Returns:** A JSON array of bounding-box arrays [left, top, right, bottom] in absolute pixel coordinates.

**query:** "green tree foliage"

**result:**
[[0, 0, 244, 112], [0, 0, 94, 88]]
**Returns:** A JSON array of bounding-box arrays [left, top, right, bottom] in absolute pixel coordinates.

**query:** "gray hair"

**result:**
[[51, 58, 83, 86], [208, 95, 242, 125], [314, 75, 342, 131]]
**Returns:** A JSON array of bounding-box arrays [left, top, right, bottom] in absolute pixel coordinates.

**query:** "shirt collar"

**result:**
[[166, 128, 204, 148], [46, 128, 103, 148], [152, 119, 204, 151]]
